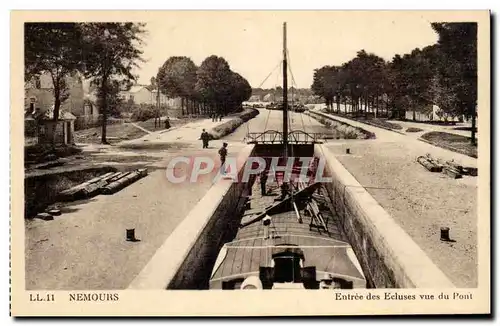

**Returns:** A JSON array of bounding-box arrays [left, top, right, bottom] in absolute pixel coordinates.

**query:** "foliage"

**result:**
[[310, 22, 477, 145], [406, 127, 424, 133], [431, 23, 477, 143], [130, 104, 158, 122], [80, 22, 146, 143], [157, 56, 198, 99], [24, 23, 84, 145]]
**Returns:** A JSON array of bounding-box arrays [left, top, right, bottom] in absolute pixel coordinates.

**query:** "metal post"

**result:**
[[282, 22, 288, 158]]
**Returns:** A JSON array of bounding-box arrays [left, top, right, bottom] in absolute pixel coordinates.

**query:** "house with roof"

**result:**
[[25, 72, 87, 144], [25, 105, 77, 145], [25, 72, 86, 117], [119, 85, 183, 115]]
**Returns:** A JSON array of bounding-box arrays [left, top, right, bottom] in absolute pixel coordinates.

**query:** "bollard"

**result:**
[[346, 148, 351, 154], [440, 227, 451, 241], [126, 229, 137, 242]]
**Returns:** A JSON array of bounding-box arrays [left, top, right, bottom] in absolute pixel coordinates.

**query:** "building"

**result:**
[[119, 85, 182, 107], [25, 105, 76, 145], [404, 105, 465, 122], [248, 95, 262, 102], [25, 72, 85, 117], [119, 85, 153, 104], [25, 72, 87, 142]]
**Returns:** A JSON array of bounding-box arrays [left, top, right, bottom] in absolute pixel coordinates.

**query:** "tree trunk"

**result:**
[[471, 107, 476, 145], [52, 88, 61, 148], [101, 77, 108, 144], [366, 97, 369, 114]]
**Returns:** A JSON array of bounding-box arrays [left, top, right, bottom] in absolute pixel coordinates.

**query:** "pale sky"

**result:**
[[135, 11, 439, 88]]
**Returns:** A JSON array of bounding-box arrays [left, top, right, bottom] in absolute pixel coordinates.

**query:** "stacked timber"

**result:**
[[417, 155, 442, 172], [58, 172, 116, 201], [101, 168, 148, 195], [443, 165, 463, 179], [418, 154, 477, 179], [58, 168, 149, 201], [445, 160, 477, 176]]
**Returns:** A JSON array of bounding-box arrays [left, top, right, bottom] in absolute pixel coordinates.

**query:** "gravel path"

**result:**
[[324, 140, 477, 288]]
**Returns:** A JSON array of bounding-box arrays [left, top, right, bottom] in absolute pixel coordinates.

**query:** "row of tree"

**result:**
[[311, 23, 477, 144], [153, 55, 252, 118], [25, 22, 146, 144]]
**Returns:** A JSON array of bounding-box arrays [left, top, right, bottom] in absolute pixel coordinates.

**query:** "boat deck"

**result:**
[[209, 178, 367, 290]]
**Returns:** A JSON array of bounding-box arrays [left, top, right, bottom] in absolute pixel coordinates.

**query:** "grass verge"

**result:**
[[420, 131, 477, 158]]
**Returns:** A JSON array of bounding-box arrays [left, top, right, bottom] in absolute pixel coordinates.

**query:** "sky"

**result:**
[[135, 11, 440, 89]]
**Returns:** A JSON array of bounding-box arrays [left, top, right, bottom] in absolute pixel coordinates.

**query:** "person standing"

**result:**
[[218, 142, 228, 174], [200, 129, 210, 149], [260, 170, 268, 196]]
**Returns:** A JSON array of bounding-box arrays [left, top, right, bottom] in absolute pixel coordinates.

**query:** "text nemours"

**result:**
[[69, 292, 119, 302]]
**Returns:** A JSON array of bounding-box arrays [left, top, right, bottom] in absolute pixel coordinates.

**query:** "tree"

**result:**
[[228, 72, 252, 111], [93, 78, 131, 118], [311, 66, 338, 111], [24, 23, 84, 146], [195, 55, 234, 115], [157, 56, 198, 115], [80, 23, 146, 144], [432, 23, 477, 144]]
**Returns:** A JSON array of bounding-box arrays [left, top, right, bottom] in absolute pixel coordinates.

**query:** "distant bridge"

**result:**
[[246, 130, 323, 145]]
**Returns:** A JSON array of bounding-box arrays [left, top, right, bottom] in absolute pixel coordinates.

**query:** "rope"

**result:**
[[247, 60, 281, 138], [256, 61, 282, 89], [286, 48, 307, 133]]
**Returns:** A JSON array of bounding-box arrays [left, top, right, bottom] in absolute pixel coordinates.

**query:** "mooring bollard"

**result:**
[[440, 227, 450, 241], [346, 148, 351, 154], [126, 229, 137, 242]]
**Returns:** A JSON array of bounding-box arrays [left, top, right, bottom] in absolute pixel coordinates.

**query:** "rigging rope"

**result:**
[[246, 60, 282, 138], [286, 49, 307, 134]]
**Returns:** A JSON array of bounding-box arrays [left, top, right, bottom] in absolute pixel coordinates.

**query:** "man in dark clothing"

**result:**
[[200, 129, 210, 149], [218, 142, 228, 174], [260, 170, 268, 196]]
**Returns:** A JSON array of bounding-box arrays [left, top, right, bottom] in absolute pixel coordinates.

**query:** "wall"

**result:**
[[128, 145, 255, 289], [305, 110, 376, 139], [314, 144, 455, 288]]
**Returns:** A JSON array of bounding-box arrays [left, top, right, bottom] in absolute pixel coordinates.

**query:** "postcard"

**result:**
[[10, 10, 490, 316]]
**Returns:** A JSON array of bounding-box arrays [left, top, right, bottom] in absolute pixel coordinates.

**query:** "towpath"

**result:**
[[309, 105, 480, 287], [25, 117, 247, 290]]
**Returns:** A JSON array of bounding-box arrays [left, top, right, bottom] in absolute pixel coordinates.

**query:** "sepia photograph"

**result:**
[[10, 10, 490, 316]]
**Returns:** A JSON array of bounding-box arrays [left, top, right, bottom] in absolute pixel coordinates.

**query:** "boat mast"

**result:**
[[282, 22, 288, 158]]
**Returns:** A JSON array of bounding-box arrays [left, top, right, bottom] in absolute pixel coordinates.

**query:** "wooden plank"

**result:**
[[417, 156, 442, 172], [241, 244, 253, 276], [443, 166, 463, 179], [239, 182, 322, 228], [220, 247, 237, 279], [230, 246, 246, 275]]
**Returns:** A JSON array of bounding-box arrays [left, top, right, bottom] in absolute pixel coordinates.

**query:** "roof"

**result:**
[[128, 85, 149, 94], [209, 179, 366, 290], [35, 105, 77, 120]]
